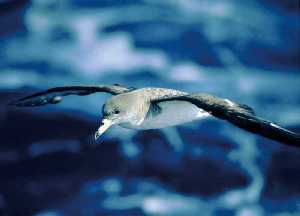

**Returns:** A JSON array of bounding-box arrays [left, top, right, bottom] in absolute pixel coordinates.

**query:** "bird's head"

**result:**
[[94, 93, 147, 140]]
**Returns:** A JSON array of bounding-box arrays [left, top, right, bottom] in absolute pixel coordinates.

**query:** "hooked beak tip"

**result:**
[[94, 118, 113, 141]]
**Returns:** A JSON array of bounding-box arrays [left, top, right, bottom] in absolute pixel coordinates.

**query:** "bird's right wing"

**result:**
[[9, 84, 133, 107], [152, 93, 300, 147]]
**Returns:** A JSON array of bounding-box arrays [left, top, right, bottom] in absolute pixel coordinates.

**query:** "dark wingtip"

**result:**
[[7, 101, 17, 106], [7, 97, 33, 107], [7, 101, 28, 107], [7, 99, 22, 106], [7, 95, 63, 107]]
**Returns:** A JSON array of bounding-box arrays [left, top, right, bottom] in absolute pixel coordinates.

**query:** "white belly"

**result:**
[[122, 101, 210, 130]]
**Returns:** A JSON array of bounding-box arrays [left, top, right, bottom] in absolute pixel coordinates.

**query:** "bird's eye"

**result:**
[[114, 110, 120, 114]]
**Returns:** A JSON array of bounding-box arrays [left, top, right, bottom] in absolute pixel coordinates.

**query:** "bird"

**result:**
[[9, 84, 300, 147]]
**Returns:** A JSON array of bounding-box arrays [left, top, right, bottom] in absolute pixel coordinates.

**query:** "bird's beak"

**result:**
[[95, 118, 113, 140]]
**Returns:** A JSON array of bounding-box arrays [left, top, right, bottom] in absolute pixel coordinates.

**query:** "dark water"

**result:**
[[0, 0, 299, 215]]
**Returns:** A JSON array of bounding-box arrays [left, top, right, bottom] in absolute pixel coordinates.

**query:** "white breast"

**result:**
[[124, 100, 210, 130]]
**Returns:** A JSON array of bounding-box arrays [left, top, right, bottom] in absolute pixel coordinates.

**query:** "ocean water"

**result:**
[[0, 0, 299, 215]]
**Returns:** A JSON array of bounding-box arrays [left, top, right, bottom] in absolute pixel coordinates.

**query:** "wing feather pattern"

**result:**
[[9, 84, 131, 107], [153, 93, 300, 147]]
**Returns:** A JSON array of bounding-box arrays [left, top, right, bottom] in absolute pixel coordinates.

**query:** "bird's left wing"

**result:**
[[10, 84, 132, 107], [152, 93, 300, 147]]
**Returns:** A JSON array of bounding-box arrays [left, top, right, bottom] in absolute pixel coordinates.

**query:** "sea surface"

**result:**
[[0, 0, 299, 215]]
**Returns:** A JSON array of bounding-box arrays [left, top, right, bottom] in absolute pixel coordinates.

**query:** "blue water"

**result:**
[[0, 0, 299, 215]]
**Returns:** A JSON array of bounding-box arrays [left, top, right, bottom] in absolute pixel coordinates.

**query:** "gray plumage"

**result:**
[[10, 84, 300, 147]]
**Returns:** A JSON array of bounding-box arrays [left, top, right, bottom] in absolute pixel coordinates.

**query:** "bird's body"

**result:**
[[122, 99, 209, 130], [10, 84, 300, 147], [106, 88, 209, 130]]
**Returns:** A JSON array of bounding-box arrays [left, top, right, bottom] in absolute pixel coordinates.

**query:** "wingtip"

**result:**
[[7, 99, 37, 107], [7, 100, 20, 106]]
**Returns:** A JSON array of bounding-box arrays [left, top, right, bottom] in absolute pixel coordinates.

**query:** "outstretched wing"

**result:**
[[10, 84, 132, 107], [153, 93, 300, 147]]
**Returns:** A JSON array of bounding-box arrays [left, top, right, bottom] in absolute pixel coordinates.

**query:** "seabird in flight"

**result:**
[[10, 84, 300, 147]]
